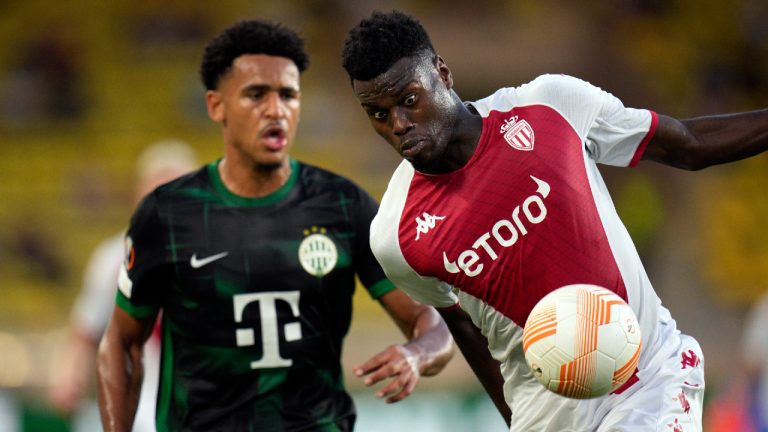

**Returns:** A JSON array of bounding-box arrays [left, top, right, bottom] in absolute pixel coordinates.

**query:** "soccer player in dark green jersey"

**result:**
[[96, 20, 454, 432]]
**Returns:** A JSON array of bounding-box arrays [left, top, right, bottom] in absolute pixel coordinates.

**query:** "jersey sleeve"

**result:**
[[584, 83, 658, 167], [370, 162, 459, 308], [472, 74, 657, 167], [115, 192, 169, 319], [351, 186, 397, 300], [536, 74, 656, 167]]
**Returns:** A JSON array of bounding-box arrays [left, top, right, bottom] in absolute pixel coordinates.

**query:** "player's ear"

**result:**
[[436, 56, 453, 89], [206, 90, 224, 123]]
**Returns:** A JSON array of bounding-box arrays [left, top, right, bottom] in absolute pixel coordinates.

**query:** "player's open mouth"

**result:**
[[262, 126, 287, 150]]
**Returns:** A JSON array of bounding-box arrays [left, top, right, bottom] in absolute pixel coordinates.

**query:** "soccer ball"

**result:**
[[522, 284, 642, 399]]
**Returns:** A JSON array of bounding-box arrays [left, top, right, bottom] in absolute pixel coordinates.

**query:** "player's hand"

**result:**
[[354, 344, 423, 403]]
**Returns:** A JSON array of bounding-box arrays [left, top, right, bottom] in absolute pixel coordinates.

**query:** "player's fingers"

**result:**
[[353, 346, 397, 377], [353, 358, 383, 379], [384, 375, 418, 404], [375, 374, 406, 399], [375, 364, 414, 397], [361, 359, 405, 386]]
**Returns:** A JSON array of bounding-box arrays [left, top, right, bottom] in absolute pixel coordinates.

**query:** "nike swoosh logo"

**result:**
[[190, 252, 229, 268]]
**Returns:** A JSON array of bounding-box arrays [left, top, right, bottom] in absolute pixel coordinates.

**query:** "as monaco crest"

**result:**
[[500, 115, 535, 151]]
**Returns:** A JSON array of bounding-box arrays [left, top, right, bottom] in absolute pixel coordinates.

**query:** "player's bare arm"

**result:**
[[354, 289, 453, 403], [644, 109, 768, 170], [438, 305, 511, 427], [96, 308, 156, 432]]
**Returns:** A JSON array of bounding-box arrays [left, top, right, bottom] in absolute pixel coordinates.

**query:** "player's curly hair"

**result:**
[[200, 19, 309, 90], [342, 10, 435, 81]]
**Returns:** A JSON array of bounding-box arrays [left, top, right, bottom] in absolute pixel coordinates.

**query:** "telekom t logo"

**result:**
[[233, 291, 302, 369]]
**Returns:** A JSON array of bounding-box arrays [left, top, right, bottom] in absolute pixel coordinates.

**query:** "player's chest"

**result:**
[[397, 106, 592, 283], [161, 202, 355, 286]]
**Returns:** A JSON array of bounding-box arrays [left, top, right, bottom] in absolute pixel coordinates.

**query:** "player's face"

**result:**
[[353, 55, 458, 174], [207, 54, 300, 171]]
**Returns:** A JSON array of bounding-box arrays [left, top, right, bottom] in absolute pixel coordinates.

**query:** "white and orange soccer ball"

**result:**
[[522, 284, 642, 399]]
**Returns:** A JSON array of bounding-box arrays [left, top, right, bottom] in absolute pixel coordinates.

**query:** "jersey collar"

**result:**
[[207, 158, 300, 207]]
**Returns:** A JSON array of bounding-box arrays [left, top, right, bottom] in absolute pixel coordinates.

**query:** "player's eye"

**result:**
[[247, 89, 265, 100], [404, 94, 417, 106], [372, 110, 388, 120], [280, 89, 299, 100]]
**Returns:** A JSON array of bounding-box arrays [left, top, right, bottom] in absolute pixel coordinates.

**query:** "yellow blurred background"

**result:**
[[0, 0, 766, 430]]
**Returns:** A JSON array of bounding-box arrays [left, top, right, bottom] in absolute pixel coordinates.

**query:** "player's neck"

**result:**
[[217, 157, 292, 198], [453, 102, 483, 162], [424, 102, 483, 175]]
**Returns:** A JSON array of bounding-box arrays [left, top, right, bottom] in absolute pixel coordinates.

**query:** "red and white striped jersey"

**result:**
[[370, 74, 684, 430]]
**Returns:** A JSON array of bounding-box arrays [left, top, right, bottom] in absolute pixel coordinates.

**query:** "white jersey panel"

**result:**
[[580, 147, 668, 370], [370, 161, 459, 308]]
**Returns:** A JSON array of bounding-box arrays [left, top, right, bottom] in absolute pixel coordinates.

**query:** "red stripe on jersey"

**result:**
[[629, 111, 658, 167], [397, 105, 628, 327]]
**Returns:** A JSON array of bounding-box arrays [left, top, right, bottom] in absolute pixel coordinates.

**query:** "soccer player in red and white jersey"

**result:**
[[342, 10, 768, 431]]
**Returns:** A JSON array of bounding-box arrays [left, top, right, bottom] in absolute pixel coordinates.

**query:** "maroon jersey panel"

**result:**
[[397, 105, 627, 326]]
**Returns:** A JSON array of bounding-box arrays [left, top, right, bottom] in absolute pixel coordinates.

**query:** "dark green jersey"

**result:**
[[116, 159, 395, 432]]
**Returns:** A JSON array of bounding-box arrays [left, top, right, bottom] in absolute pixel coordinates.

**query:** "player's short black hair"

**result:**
[[200, 19, 309, 90], [342, 10, 435, 82]]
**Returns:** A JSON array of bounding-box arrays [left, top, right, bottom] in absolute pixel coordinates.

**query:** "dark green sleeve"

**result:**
[[115, 191, 169, 319], [351, 185, 396, 299]]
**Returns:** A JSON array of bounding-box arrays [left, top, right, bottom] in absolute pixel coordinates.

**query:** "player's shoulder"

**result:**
[[383, 160, 416, 192], [296, 160, 367, 196], [152, 164, 208, 197], [472, 74, 608, 117], [141, 164, 209, 208], [504, 74, 600, 99], [523, 74, 606, 99], [132, 164, 206, 221], [378, 160, 416, 207], [527, 73, 596, 88]]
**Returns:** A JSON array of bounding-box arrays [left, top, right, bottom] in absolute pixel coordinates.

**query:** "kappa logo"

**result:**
[[680, 349, 701, 370], [500, 115, 535, 151], [674, 391, 691, 415], [415, 213, 445, 240], [190, 251, 229, 268], [666, 418, 684, 432]]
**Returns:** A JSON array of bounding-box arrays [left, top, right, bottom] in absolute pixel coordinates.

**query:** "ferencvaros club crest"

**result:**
[[298, 226, 337, 277]]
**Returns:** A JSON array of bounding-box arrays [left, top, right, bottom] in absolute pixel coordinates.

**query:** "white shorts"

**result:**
[[591, 333, 705, 432], [506, 322, 705, 431]]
